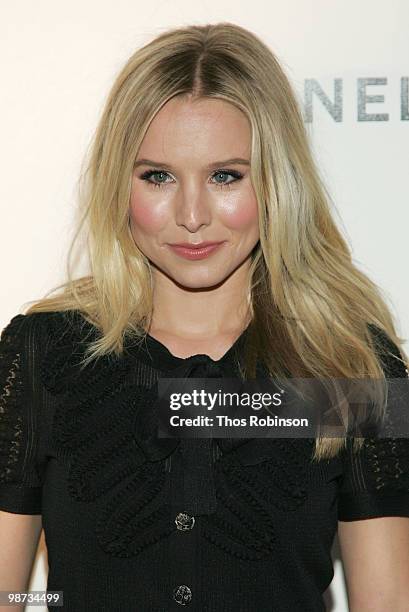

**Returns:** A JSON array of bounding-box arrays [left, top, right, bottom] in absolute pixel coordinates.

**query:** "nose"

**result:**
[[174, 182, 212, 233]]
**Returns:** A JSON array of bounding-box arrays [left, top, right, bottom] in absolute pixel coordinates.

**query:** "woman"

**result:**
[[0, 22, 408, 611]]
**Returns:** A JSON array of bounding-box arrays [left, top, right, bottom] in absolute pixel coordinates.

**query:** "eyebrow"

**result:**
[[134, 157, 250, 170]]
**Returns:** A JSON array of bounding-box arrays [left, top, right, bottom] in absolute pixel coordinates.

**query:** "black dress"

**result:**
[[0, 310, 408, 611]]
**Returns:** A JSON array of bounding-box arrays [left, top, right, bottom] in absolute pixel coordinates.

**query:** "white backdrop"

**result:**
[[1, 2, 408, 611]]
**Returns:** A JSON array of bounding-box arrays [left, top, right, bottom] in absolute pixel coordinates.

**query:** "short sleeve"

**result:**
[[338, 325, 409, 521], [0, 313, 46, 514]]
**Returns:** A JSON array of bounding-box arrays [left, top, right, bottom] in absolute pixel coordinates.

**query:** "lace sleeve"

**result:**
[[338, 325, 409, 521], [0, 313, 46, 514]]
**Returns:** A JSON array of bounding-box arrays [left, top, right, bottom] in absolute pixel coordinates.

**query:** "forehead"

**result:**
[[137, 96, 251, 165]]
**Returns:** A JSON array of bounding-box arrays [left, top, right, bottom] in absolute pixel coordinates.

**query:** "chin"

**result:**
[[167, 268, 230, 290]]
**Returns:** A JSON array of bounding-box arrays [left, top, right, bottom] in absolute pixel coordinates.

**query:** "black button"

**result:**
[[173, 584, 192, 605], [175, 512, 195, 531]]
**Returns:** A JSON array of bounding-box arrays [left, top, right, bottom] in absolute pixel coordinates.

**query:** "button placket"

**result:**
[[165, 357, 228, 609]]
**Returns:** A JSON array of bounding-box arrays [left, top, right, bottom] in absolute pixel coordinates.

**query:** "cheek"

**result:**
[[129, 194, 167, 233], [221, 193, 259, 231]]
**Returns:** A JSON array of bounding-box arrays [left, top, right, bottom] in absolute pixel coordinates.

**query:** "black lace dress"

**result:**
[[0, 310, 408, 611]]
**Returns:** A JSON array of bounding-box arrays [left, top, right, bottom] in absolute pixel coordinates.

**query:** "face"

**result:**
[[129, 95, 260, 289]]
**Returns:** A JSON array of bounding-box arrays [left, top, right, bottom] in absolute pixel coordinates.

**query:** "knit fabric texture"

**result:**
[[0, 310, 408, 611]]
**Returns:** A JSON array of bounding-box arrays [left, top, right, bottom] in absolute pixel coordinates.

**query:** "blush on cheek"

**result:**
[[129, 199, 165, 232], [221, 197, 259, 230]]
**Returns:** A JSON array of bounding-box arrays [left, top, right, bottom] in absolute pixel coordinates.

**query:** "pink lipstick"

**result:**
[[167, 241, 226, 260]]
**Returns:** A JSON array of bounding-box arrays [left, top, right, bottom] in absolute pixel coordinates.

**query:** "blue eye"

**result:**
[[212, 170, 243, 187], [139, 170, 170, 188], [139, 169, 243, 189]]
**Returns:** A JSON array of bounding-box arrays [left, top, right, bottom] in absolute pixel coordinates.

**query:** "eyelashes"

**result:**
[[138, 169, 244, 190]]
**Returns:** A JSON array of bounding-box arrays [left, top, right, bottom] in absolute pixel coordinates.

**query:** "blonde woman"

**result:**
[[1, 22, 408, 612]]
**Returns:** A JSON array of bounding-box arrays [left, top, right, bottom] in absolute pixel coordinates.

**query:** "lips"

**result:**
[[167, 241, 226, 260], [169, 241, 223, 249]]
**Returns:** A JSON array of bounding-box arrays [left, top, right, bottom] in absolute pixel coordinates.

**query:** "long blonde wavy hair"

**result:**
[[23, 22, 408, 461]]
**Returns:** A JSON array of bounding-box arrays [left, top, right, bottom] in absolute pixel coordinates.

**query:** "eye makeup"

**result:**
[[138, 169, 244, 190]]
